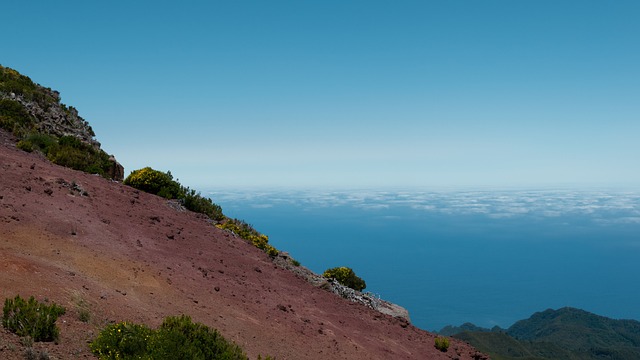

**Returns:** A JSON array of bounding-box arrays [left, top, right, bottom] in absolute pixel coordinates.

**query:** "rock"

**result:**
[[270, 251, 412, 323], [108, 156, 124, 181], [377, 301, 411, 323]]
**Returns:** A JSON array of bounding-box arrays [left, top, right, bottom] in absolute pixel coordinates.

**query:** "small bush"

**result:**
[[16, 133, 57, 153], [71, 292, 91, 323], [49, 136, 112, 176], [2, 295, 66, 342], [124, 167, 181, 198], [322, 267, 366, 291], [216, 219, 279, 256], [181, 187, 224, 221], [79, 309, 91, 323], [23, 347, 49, 360], [90, 315, 248, 360], [16, 133, 112, 177], [0, 98, 35, 136], [90, 321, 152, 359], [434, 336, 450, 352], [151, 315, 246, 359]]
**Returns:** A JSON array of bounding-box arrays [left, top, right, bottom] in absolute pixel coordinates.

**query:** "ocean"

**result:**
[[206, 188, 640, 331]]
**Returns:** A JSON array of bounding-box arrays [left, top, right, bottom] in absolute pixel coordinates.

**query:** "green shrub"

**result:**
[[434, 336, 450, 352], [151, 315, 246, 359], [0, 65, 57, 104], [2, 295, 66, 342], [90, 315, 248, 360], [124, 167, 225, 221], [16, 133, 113, 177], [124, 167, 181, 198], [181, 187, 224, 221], [216, 219, 279, 256], [89, 321, 152, 359], [322, 267, 366, 291], [0, 98, 35, 136], [16, 133, 57, 153], [49, 136, 112, 176]]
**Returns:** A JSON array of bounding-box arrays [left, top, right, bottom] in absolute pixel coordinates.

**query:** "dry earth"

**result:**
[[0, 129, 487, 359]]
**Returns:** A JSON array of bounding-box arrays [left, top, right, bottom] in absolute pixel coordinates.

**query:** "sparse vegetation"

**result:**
[[78, 309, 91, 323], [124, 167, 224, 221], [322, 267, 366, 291], [71, 292, 91, 323], [0, 98, 34, 137], [90, 315, 248, 359], [216, 218, 279, 256], [16, 133, 113, 177], [23, 346, 49, 360], [434, 336, 450, 352], [20, 336, 33, 347], [0, 65, 58, 106], [125, 168, 282, 257], [2, 295, 66, 342], [1, 64, 110, 178]]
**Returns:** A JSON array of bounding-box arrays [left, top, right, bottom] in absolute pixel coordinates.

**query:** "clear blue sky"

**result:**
[[3, 1, 639, 189]]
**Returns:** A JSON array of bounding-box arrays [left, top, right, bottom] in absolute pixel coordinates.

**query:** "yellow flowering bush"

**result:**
[[124, 167, 180, 198], [216, 219, 279, 256], [124, 167, 224, 220]]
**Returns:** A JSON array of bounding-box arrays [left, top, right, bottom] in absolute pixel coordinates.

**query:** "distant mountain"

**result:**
[[439, 307, 640, 360], [438, 322, 500, 336]]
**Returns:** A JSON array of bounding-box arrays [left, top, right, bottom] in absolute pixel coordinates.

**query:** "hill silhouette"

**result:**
[[441, 307, 640, 360]]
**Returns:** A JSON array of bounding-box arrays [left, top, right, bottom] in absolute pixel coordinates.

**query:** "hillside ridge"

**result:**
[[0, 64, 123, 180], [0, 66, 487, 359], [439, 307, 640, 360]]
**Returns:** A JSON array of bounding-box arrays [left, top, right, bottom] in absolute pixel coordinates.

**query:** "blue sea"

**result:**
[[206, 188, 640, 331]]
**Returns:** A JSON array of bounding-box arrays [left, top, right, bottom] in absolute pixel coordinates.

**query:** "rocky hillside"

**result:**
[[0, 67, 488, 359], [0, 65, 123, 180]]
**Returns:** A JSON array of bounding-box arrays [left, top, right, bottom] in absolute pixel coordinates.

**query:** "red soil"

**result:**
[[0, 129, 487, 359]]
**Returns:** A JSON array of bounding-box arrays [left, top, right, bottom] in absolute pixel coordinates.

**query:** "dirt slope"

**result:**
[[0, 129, 487, 359]]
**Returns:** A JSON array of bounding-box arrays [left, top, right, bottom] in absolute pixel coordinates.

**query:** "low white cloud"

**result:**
[[205, 188, 640, 225], [251, 204, 274, 209]]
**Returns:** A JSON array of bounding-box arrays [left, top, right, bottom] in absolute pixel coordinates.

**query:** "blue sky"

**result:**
[[3, 1, 639, 189]]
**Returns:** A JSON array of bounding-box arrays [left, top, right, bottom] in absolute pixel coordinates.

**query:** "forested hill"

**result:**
[[439, 307, 640, 360]]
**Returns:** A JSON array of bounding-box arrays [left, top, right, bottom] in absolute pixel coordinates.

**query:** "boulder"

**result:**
[[108, 156, 125, 181]]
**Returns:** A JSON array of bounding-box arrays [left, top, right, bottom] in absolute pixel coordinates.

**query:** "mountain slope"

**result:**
[[508, 307, 640, 359], [0, 132, 485, 359], [441, 307, 640, 360]]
